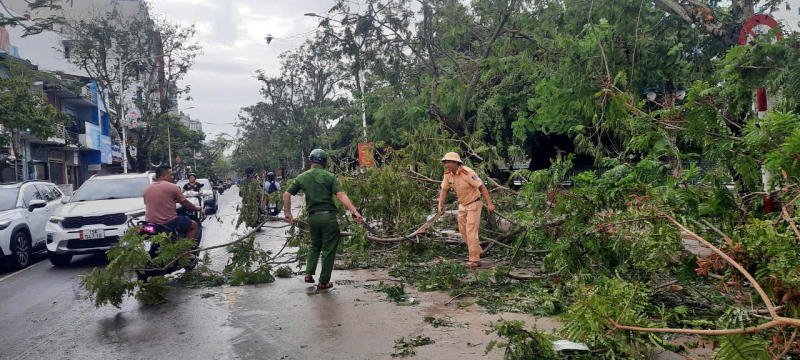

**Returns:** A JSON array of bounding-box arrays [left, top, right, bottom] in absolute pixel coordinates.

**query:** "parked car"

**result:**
[[176, 178, 218, 214], [46, 172, 155, 266], [0, 180, 65, 269]]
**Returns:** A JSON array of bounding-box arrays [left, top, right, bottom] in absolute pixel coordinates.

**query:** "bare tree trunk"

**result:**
[[457, 0, 519, 134]]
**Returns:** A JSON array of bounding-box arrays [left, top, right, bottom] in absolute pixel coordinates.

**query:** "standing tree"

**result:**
[[63, 1, 201, 172], [0, 60, 67, 168]]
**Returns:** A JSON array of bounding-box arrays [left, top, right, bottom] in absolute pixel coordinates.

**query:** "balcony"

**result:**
[[21, 123, 68, 145], [80, 85, 97, 105]]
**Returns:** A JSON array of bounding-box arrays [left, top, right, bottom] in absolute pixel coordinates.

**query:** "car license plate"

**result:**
[[81, 229, 105, 240]]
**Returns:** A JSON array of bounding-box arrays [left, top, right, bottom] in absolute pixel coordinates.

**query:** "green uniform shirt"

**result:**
[[286, 167, 342, 214]]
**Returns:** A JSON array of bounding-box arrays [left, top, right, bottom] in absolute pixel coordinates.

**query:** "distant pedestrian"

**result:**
[[284, 149, 362, 290], [437, 152, 495, 268]]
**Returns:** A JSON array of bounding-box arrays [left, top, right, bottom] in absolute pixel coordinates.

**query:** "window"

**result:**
[[0, 188, 20, 211], [35, 185, 55, 201], [21, 186, 44, 207], [49, 185, 63, 200], [71, 177, 149, 202]]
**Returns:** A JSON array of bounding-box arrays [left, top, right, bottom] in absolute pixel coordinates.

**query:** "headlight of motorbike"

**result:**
[[0, 219, 12, 230], [48, 216, 64, 225]]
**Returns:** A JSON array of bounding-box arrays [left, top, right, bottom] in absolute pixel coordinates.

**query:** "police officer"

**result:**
[[438, 152, 495, 269], [284, 149, 363, 290]]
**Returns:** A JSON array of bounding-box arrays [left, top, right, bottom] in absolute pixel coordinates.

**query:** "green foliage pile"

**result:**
[[224, 236, 275, 286], [391, 336, 435, 358], [79, 228, 196, 308]]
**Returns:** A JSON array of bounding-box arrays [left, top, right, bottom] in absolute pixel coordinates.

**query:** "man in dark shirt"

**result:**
[[284, 149, 362, 290], [183, 173, 204, 192]]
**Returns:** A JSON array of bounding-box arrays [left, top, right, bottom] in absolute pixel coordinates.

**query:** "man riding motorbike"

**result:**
[[262, 171, 281, 216], [183, 173, 204, 192], [143, 165, 203, 260]]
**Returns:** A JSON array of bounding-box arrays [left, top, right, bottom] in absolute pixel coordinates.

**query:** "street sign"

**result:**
[[358, 142, 374, 167], [126, 108, 141, 121], [740, 14, 783, 46]]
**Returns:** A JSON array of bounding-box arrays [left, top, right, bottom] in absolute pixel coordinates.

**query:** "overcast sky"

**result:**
[[149, 0, 341, 140]]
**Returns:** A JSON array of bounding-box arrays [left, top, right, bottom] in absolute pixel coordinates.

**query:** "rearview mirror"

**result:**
[[28, 199, 47, 212], [61, 196, 71, 204]]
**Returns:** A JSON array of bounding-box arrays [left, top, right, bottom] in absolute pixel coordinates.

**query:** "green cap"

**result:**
[[309, 149, 328, 165]]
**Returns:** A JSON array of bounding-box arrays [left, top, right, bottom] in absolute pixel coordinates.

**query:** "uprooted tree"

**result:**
[[79, 0, 800, 358]]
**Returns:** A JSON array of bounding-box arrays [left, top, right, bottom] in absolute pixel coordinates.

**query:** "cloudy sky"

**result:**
[[149, 0, 343, 140]]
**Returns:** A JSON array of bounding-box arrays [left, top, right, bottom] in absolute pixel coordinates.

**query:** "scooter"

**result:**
[[135, 221, 203, 282], [179, 190, 205, 223]]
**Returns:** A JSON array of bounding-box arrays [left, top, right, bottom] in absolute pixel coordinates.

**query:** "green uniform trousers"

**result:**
[[306, 213, 341, 284]]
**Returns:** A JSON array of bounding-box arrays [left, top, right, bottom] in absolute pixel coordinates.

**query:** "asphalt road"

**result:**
[[0, 187, 544, 360], [0, 188, 252, 360]]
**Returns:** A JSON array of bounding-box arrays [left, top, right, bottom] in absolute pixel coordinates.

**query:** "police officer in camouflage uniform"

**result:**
[[284, 149, 363, 290]]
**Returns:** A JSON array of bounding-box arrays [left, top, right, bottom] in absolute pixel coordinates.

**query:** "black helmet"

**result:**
[[267, 172, 275, 181], [308, 149, 327, 165], [188, 173, 197, 180]]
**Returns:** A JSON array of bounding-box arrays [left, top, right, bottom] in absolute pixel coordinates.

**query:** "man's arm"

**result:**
[[283, 192, 293, 223], [479, 185, 495, 212], [336, 192, 362, 223], [438, 188, 448, 214], [179, 198, 201, 212]]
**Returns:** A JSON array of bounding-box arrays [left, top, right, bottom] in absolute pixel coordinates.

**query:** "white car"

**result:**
[[46, 172, 154, 266], [0, 180, 65, 269]]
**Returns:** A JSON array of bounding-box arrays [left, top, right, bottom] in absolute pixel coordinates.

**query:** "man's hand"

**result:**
[[194, 205, 202, 212], [487, 204, 495, 213], [438, 204, 445, 215], [353, 213, 363, 224], [285, 213, 294, 223]]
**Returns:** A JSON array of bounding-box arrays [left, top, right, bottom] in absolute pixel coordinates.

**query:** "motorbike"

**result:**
[[135, 221, 203, 282], [179, 190, 205, 223], [265, 193, 280, 216], [217, 183, 225, 194]]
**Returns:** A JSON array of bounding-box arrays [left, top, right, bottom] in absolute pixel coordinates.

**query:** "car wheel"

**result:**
[[48, 251, 72, 267], [10, 231, 31, 269]]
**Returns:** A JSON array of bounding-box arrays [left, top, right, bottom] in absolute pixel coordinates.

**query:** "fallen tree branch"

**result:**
[[487, 176, 519, 195], [588, 216, 667, 234], [772, 326, 798, 360], [505, 271, 558, 281], [605, 211, 800, 337]]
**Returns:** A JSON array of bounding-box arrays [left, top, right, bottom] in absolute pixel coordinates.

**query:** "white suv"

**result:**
[[0, 180, 65, 269], [46, 172, 154, 266]]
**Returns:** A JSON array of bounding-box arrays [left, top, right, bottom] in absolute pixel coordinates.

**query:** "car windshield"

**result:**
[[0, 188, 19, 211], [176, 180, 209, 190], [71, 177, 150, 202]]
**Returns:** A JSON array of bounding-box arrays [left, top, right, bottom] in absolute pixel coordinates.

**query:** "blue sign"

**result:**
[[83, 122, 101, 150], [100, 136, 112, 164], [111, 142, 122, 163]]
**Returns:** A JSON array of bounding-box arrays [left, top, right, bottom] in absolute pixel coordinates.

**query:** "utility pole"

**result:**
[[168, 126, 172, 169], [360, 69, 368, 143]]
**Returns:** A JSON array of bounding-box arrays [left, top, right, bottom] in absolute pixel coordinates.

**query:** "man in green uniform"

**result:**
[[284, 149, 363, 290]]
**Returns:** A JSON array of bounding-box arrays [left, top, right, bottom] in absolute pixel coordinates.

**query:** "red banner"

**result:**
[[358, 142, 374, 167]]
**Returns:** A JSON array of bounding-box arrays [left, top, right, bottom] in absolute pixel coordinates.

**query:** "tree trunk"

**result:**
[[457, 0, 519, 134]]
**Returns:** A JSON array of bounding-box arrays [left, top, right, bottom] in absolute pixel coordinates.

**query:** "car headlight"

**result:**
[[49, 216, 64, 225], [0, 219, 11, 230]]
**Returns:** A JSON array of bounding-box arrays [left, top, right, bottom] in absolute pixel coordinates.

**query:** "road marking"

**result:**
[[0, 261, 43, 283]]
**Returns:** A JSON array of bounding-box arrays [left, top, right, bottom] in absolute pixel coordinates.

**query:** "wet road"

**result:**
[[0, 189, 249, 359], [0, 187, 547, 360]]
